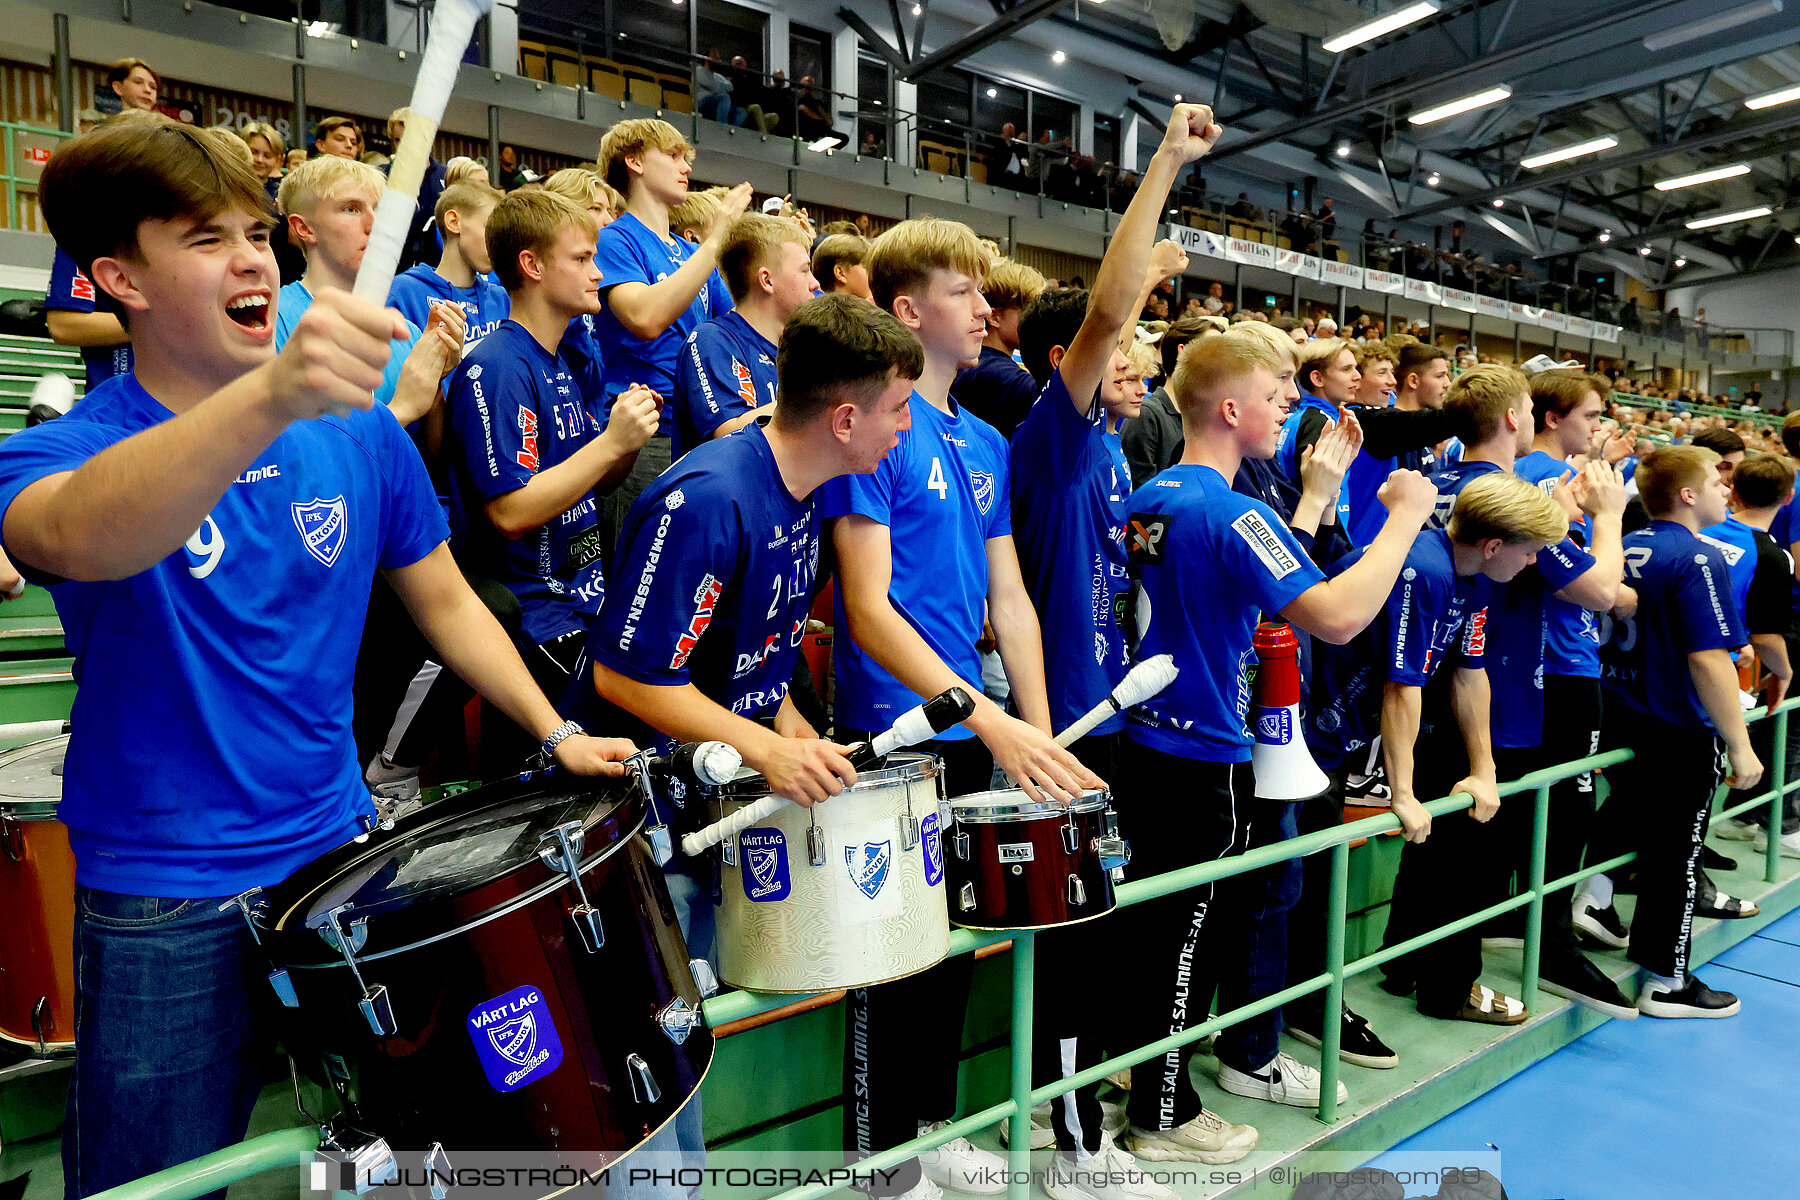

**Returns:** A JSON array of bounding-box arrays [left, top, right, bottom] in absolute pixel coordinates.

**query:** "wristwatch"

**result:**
[[538, 720, 585, 767]]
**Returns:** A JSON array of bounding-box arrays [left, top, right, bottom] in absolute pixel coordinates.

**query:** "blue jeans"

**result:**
[[63, 887, 274, 1200], [697, 93, 747, 126], [607, 1092, 707, 1200], [1211, 800, 1303, 1073]]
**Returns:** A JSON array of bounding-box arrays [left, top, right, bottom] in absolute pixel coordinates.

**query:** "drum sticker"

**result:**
[[833, 818, 904, 924], [739, 828, 791, 902], [921, 812, 944, 887], [467, 985, 564, 1093], [1255, 707, 1292, 745], [998, 843, 1036, 863]]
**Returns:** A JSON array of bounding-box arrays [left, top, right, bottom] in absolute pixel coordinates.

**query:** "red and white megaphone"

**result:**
[[1250, 622, 1330, 801]]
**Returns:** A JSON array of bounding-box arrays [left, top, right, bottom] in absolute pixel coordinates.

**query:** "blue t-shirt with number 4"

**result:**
[[445, 320, 609, 646], [1125, 464, 1325, 763], [671, 310, 778, 462], [1009, 372, 1131, 736], [0, 374, 447, 897], [821, 391, 1011, 740]]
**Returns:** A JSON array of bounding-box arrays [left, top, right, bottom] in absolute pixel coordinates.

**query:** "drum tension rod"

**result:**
[[626, 1052, 661, 1104], [0, 812, 21, 862], [222, 888, 300, 1008], [806, 809, 825, 867], [1062, 817, 1080, 855], [538, 820, 605, 953], [317, 904, 396, 1038], [627, 754, 674, 866]]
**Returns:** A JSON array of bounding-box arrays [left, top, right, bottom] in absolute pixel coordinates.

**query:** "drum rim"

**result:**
[[706, 748, 941, 800], [949, 787, 1110, 822], [0, 734, 68, 813]]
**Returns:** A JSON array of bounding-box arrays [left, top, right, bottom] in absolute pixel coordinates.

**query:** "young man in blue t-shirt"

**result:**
[[0, 114, 637, 1197], [1117, 332, 1440, 1162], [1339, 342, 1455, 545], [593, 118, 750, 540], [1590, 447, 1762, 1017], [670, 212, 817, 461], [445, 190, 660, 724], [823, 214, 1103, 1199], [387, 179, 511, 349], [1274, 336, 1358, 485], [952, 257, 1047, 438]]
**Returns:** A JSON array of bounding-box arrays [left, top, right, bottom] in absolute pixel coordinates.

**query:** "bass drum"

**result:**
[[0, 735, 75, 1055], [253, 767, 709, 1170]]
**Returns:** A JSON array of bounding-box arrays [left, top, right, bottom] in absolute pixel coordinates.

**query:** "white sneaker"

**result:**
[[893, 1174, 946, 1200], [1044, 1133, 1173, 1200], [1714, 817, 1758, 841], [919, 1122, 1007, 1194], [1752, 828, 1800, 859], [1124, 1109, 1257, 1164], [1002, 1099, 1127, 1149], [1216, 1052, 1348, 1108], [1104, 1069, 1131, 1091]]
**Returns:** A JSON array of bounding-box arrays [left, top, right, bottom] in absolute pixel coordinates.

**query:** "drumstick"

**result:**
[[680, 687, 976, 855], [1054, 654, 1178, 747], [319, 0, 495, 417], [0, 719, 69, 740]]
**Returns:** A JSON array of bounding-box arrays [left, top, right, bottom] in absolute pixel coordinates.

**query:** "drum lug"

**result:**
[[898, 813, 921, 851], [657, 996, 706, 1044], [223, 887, 302, 1008], [424, 1143, 453, 1199], [1101, 806, 1121, 838], [1062, 819, 1080, 855], [317, 905, 396, 1037], [626, 1052, 662, 1104], [958, 881, 977, 912], [31, 996, 50, 1056], [807, 822, 826, 867], [721, 835, 738, 866], [952, 829, 970, 860], [0, 812, 20, 862], [689, 958, 720, 998], [1067, 875, 1087, 906], [645, 822, 674, 867], [539, 821, 606, 953], [316, 1121, 399, 1195]]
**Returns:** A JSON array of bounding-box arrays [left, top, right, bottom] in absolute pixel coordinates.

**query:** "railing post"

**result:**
[[1316, 840, 1349, 1123], [1007, 930, 1036, 1200], [1768, 708, 1788, 884], [53, 14, 74, 134], [1520, 783, 1550, 1006]]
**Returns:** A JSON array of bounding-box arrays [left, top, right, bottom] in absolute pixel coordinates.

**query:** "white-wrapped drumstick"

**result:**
[[1053, 654, 1178, 747]]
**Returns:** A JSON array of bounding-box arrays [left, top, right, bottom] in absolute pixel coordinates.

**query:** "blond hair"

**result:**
[[718, 212, 811, 302], [486, 190, 598, 291], [1123, 338, 1160, 380], [444, 156, 488, 186], [205, 126, 253, 165], [1167, 330, 1284, 416], [812, 233, 869, 287], [1447, 472, 1568, 546], [278, 153, 383, 217], [1354, 341, 1397, 371], [670, 185, 729, 241], [1296, 336, 1351, 392], [866, 217, 988, 312], [1638, 445, 1720, 518], [542, 167, 601, 207], [1445, 364, 1530, 445], [434, 179, 503, 227], [1223, 321, 1299, 368], [982, 258, 1048, 312], [596, 178, 625, 216], [598, 118, 694, 196], [237, 120, 286, 159]]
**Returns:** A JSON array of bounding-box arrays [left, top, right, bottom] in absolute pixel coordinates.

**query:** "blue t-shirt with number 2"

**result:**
[[0, 374, 447, 897], [822, 392, 1011, 740], [671, 310, 778, 461]]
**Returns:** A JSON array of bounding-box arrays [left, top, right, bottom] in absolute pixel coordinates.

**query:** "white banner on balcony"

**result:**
[[1476, 293, 1508, 318], [1226, 236, 1277, 269], [1275, 248, 1322, 280], [1540, 309, 1569, 332], [1593, 322, 1621, 342], [1404, 277, 1443, 304], [1167, 223, 1227, 265], [1442, 287, 1480, 314], [1510, 301, 1544, 326], [1320, 258, 1365, 289], [1567, 316, 1596, 339], [1365, 269, 1404, 294]]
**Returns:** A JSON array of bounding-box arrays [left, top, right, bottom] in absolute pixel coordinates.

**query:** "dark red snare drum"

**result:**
[[246, 766, 710, 1175], [0, 736, 75, 1056], [945, 788, 1129, 930]]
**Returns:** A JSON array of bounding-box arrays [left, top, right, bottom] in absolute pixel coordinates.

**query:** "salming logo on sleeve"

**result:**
[[1231, 511, 1300, 579]]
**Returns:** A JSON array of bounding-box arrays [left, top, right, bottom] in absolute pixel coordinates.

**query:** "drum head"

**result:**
[[950, 787, 1109, 822], [0, 735, 67, 819], [708, 748, 940, 801]]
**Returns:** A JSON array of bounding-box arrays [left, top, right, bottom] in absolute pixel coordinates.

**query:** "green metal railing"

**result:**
[[81, 700, 1800, 1200], [1, 122, 71, 231]]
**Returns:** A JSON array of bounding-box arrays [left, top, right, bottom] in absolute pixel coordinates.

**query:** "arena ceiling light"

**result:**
[[1322, 1, 1442, 54], [1746, 82, 1800, 109], [1685, 205, 1773, 229], [1674, 256, 1687, 266], [1642, 1, 1784, 52], [1638, 245, 1653, 255], [1598, 229, 1612, 242], [1335, 140, 1352, 157], [1409, 85, 1512, 125], [1426, 171, 1441, 186], [1654, 163, 1752, 190], [1519, 135, 1617, 169], [1052, 50, 1067, 64]]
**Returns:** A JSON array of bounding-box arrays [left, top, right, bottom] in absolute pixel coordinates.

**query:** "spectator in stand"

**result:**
[[1142, 290, 1169, 321], [812, 233, 872, 300], [593, 118, 748, 547], [1352, 342, 1396, 406], [1227, 192, 1261, 221], [952, 258, 1047, 438], [284, 147, 307, 172], [728, 56, 778, 133], [313, 116, 362, 160], [385, 107, 446, 272], [496, 144, 536, 190], [543, 167, 604, 224], [1315, 197, 1338, 254], [388, 181, 509, 350], [993, 122, 1030, 189], [697, 49, 748, 127], [106, 58, 159, 112], [1119, 313, 1222, 488], [1202, 280, 1226, 314], [237, 122, 285, 202], [1315, 317, 1338, 338], [859, 129, 883, 158], [796, 76, 846, 147], [670, 185, 731, 244], [1109, 170, 1140, 214], [444, 155, 490, 187]]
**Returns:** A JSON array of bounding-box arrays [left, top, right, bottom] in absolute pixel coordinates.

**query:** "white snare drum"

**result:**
[[708, 751, 949, 993]]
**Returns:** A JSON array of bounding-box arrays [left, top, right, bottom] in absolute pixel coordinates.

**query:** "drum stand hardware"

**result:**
[[626, 754, 674, 865], [315, 1119, 399, 1195], [807, 811, 826, 866], [626, 1052, 661, 1104], [222, 888, 300, 1008], [656, 997, 704, 1044], [1098, 807, 1130, 882], [537, 821, 605, 953], [316, 904, 397, 1037]]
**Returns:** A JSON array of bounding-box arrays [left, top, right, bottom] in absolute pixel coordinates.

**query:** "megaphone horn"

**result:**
[[1250, 622, 1331, 802]]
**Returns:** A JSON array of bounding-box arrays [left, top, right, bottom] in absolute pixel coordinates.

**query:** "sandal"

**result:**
[[1428, 983, 1528, 1025], [1696, 891, 1759, 919]]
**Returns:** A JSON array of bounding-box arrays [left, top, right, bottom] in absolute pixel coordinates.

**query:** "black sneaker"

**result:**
[[1539, 951, 1639, 1020], [1701, 844, 1738, 873], [1572, 900, 1630, 949], [1286, 1006, 1400, 1069], [1637, 974, 1741, 1019]]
